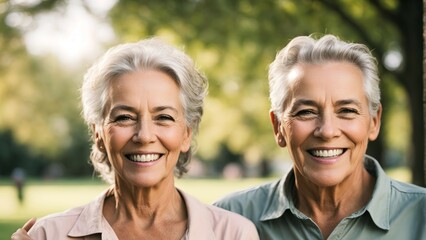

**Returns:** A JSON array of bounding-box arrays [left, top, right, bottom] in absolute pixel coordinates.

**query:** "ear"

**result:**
[[368, 104, 382, 141], [181, 127, 193, 152], [270, 110, 286, 147], [93, 124, 106, 153]]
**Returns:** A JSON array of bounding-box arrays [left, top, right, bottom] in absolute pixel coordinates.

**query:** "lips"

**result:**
[[308, 149, 346, 158], [126, 154, 162, 162]]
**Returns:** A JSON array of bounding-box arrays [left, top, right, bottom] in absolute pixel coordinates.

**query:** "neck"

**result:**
[[105, 176, 186, 223], [294, 167, 375, 238]]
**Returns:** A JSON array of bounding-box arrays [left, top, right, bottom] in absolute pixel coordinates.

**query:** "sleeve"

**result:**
[[236, 219, 260, 240]]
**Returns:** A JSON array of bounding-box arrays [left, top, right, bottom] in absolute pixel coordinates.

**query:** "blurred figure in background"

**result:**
[[11, 167, 26, 205]]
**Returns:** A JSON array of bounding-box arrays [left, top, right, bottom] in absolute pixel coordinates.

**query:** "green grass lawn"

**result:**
[[0, 168, 411, 239], [0, 177, 271, 239]]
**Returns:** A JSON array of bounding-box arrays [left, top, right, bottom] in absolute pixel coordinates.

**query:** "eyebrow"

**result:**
[[110, 105, 179, 114], [290, 98, 363, 110], [335, 99, 363, 108], [110, 105, 136, 113], [153, 105, 179, 114], [290, 99, 316, 111]]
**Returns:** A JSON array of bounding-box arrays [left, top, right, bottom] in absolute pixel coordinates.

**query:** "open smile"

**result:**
[[308, 148, 347, 158], [126, 154, 162, 163]]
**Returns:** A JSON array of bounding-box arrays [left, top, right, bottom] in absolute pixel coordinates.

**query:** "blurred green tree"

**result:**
[[0, 0, 423, 186], [0, 0, 92, 177], [108, 0, 423, 185]]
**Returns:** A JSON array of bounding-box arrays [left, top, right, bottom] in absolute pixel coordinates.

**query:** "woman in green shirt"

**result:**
[[215, 34, 426, 239]]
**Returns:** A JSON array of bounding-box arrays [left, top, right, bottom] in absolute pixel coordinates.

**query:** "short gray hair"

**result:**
[[81, 38, 208, 184], [269, 34, 381, 117]]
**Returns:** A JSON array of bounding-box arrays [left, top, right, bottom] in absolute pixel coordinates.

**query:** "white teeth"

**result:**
[[311, 149, 343, 158], [128, 154, 160, 162]]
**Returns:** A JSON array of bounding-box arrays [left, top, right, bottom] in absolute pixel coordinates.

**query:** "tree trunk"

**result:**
[[422, 0, 426, 186], [401, 0, 425, 186]]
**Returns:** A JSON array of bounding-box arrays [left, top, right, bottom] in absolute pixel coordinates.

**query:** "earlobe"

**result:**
[[97, 142, 106, 152], [270, 110, 286, 147], [368, 104, 382, 141], [93, 125, 106, 153]]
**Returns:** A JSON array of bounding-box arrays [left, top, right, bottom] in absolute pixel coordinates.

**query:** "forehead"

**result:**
[[107, 70, 182, 107], [113, 69, 177, 90], [287, 61, 366, 102]]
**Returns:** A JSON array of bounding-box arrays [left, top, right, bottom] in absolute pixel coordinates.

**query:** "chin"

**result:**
[[307, 171, 347, 188], [120, 174, 163, 188], [314, 178, 344, 188]]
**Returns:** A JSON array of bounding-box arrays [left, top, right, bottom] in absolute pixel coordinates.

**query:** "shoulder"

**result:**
[[214, 180, 279, 213], [387, 179, 426, 224], [367, 156, 426, 208], [34, 205, 84, 226], [387, 180, 426, 234], [180, 189, 259, 239], [29, 205, 84, 239], [182, 189, 256, 226], [205, 203, 255, 226], [206, 204, 259, 239], [390, 179, 426, 203]]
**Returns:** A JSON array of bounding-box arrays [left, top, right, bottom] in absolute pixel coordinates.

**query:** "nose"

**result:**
[[314, 113, 341, 139], [132, 119, 156, 143]]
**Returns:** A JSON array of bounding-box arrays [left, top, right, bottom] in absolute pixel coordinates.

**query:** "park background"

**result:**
[[0, 0, 423, 238]]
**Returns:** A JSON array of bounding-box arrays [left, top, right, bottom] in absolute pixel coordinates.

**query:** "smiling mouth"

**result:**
[[126, 154, 162, 163], [308, 149, 346, 158]]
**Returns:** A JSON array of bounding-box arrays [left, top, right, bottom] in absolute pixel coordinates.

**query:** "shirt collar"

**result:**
[[362, 155, 391, 230], [178, 189, 216, 240], [68, 187, 115, 238], [259, 172, 293, 221], [67, 188, 221, 239]]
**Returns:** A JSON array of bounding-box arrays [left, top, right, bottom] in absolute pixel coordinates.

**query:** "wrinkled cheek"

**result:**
[[286, 138, 306, 173], [285, 122, 309, 152], [290, 149, 307, 176], [352, 139, 370, 161], [162, 130, 188, 157], [163, 129, 185, 147], [284, 121, 314, 174], [170, 153, 180, 164], [109, 155, 124, 178], [103, 127, 130, 172]]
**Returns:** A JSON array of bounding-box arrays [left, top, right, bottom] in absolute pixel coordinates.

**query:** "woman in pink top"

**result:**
[[11, 38, 258, 240]]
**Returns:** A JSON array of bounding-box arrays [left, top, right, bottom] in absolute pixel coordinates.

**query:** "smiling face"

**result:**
[[271, 61, 381, 187], [96, 70, 192, 188]]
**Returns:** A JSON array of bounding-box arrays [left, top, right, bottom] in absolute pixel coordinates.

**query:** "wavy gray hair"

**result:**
[[81, 38, 208, 184], [269, 34, 381, 118]]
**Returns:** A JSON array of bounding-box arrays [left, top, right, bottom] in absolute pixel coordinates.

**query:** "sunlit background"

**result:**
[[0, 0, 422, 237]]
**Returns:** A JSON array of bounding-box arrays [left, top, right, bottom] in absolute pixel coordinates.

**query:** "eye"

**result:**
[[114, 114, 136, 123], [292, 109, 317, 119], [156, 114, 175, 122], [338, 108, 359, 118], [339, 108, 359, 114]]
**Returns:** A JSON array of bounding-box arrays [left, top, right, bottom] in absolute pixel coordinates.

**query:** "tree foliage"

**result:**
[[108, 0, 423, 185], [0, 0, 423, 185], [0, 0, 92, 177]]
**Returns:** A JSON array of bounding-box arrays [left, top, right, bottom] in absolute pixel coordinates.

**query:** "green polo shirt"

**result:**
[[214, 156, 426, 239]]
